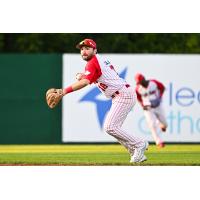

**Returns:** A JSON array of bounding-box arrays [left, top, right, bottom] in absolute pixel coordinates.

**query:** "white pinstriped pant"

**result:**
[[104, 85, 145, 155], [144, 103, 168, 145]]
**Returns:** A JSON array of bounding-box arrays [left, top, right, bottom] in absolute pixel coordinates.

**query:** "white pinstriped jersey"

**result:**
[[84, 54, 126, 98]]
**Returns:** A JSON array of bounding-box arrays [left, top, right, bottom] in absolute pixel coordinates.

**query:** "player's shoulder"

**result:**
[[150, 79, 165, 90], [148, 79, 158, 88], [95, 54, 114, 70], [150, 79, 161, 85], [149, 79, 157, 83], [96, 54, 111, 64]]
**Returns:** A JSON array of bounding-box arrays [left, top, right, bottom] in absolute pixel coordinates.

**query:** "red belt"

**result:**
[[111, 84, 130, 98]]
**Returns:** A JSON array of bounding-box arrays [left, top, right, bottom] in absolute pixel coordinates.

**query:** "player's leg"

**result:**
[[154, 105, 168, 132], [144, 109, 164, 147], [104, 88, 148, 162], [104, 94, 137, 155]]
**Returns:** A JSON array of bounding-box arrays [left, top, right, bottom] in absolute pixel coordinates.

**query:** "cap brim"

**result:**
[[76, 44, 82, 49]]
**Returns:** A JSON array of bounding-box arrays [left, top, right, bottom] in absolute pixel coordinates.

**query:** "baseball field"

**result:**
[[0, 144, 199, 166]]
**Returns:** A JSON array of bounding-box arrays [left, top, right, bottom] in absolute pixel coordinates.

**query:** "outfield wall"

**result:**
[[0, 54, 199, 144], [0, 54, 62, 144], [62, 54, 200, 143]]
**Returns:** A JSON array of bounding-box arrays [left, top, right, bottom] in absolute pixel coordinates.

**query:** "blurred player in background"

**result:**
[[47, 39, 149, 163], [134, 73, 168, 148]]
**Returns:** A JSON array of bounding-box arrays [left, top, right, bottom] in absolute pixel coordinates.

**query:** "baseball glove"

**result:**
[[46, 88, 64, 109]]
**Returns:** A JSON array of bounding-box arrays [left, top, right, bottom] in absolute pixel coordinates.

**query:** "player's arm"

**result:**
[[63, 79, 90, 95], [46, 78, 90, 109], [152, 80, 165, 97], [63, 61, 100, 96], [135, 87, 144, 107]]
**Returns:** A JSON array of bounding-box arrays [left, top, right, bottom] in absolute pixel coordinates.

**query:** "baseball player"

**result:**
[[134, 73, 168, 148], [46, 39, 148, 163]]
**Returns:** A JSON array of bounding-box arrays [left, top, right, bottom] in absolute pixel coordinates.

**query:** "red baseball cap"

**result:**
[[76, 39, 97, 49], [134, 73, 145, 84]]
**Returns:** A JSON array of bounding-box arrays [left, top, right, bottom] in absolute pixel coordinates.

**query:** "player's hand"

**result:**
[[143, 106, 151, 111], [76, 73, 85, 81]]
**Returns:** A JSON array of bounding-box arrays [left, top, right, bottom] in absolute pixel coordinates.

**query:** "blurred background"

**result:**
[[0, 33, 200, 144], [1, 33, 200, 53]]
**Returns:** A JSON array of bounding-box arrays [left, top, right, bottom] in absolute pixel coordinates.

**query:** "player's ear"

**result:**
[[94, 49, 97, 54]]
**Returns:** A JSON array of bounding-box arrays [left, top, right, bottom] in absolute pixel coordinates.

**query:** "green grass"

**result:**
[[0, 144, 200, 165]]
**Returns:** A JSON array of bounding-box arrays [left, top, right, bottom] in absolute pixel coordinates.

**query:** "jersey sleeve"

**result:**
[[84, 59, 102, 84], [151, 79, 165, 97], [135, 86, 144, 107]]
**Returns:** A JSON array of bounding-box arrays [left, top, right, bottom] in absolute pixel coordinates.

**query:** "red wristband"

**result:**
[[64, 86, 73, 94]]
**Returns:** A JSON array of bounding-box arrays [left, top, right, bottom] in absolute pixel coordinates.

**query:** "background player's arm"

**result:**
[[135, 89, 144, 107], [151, 79, 165, 97]]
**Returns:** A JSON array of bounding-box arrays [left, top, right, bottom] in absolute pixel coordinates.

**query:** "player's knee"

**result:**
[[104, 124, 117, 136]]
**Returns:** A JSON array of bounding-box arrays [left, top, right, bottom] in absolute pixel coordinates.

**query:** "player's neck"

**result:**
[[86, 54, 96, 62]]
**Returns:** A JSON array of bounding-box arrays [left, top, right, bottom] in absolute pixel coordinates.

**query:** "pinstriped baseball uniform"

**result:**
[[83, 54, 145, 155]]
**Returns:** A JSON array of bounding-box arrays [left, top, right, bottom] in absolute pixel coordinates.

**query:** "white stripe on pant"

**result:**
[[104, 86, 145, 156]]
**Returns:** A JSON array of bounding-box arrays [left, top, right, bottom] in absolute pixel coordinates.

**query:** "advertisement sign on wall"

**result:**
[[62, 54, 200, 142]]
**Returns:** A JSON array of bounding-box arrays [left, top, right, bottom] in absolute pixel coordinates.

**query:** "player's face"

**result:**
[[80, 46, 96, 61]]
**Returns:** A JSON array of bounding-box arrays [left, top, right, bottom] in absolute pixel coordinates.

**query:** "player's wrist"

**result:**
[[63, 86, 73, 95]]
